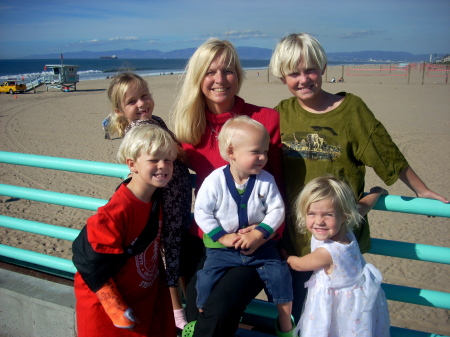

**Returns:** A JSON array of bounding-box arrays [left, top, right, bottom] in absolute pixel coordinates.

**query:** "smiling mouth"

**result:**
[[299, 85, 313, 91], [212, 88, 227, 92]]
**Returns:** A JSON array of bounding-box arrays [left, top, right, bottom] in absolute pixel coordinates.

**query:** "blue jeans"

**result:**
[[196, 240, 293, 309]]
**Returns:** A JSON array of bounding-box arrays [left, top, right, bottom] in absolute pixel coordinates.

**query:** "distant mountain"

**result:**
[[327, 51, 434, 63], [24, 47, 439, 62]]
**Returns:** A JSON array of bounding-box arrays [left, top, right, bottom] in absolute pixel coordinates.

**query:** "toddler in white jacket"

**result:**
[[194, 115, 294, 336]]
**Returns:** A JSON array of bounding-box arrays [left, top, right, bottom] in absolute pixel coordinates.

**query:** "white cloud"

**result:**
[[340, 30, 386, 40], [218, 30, 270, 40], [66, 36, 139, 47], [107, 37, 139, 42]]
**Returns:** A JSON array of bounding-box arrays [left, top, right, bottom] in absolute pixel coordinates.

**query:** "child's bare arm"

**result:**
[[358, 186, 388, 217], [286, 247, 333, 272], [400, 166, 449, 203]]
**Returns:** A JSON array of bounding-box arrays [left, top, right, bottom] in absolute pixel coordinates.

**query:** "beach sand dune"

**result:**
[[1, 66, 449, 335]]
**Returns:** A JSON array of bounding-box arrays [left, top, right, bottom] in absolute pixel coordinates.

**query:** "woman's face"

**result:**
[[201, 52, 239, 114]]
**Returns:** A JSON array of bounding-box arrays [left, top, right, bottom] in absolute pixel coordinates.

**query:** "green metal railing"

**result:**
[[1, 151, 449, 337]]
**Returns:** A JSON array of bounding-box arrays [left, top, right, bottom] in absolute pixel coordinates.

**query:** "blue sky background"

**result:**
[[1, 0, 449, 59]]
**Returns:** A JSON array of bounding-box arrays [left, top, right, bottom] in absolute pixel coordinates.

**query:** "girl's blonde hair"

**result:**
[[270, 33, 327, 78], [294, 175, 363, 234], [117, 125, 178, 164], [171, 38, 246, 145], [106, 73, 151, 138], [218, 115, 269, 161]]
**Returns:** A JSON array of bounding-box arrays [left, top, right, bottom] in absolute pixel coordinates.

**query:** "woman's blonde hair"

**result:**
[[117, 124, 178, 164], [270, 33, 327, 78], [294, 175, 363, 234], [171, 38, 245, 145], [106, 73, 151, 138], [218, 115, 269, 161]]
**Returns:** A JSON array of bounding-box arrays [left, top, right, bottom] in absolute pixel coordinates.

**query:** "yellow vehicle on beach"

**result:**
[[0, 80, 27, 94]]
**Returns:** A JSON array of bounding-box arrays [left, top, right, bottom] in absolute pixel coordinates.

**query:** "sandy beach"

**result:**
[[0, 65, 449, 335]]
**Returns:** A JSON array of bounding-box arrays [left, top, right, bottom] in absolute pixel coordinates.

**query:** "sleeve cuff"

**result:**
[[255, 223, 274, 240], [208, 227, 228, 242]]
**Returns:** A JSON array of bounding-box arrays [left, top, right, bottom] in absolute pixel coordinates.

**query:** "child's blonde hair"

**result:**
[[218, 115, 269, 161], [270, 33, 328, 78], [171, 38, 246, 145], [294, 175, 363, 234], [117, 125, 178, 164], [106, 73, 151, 138]]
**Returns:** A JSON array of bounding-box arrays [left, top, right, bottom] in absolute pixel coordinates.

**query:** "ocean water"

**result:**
[[0, 58, 275, 82], [0, 58, 354, 82]]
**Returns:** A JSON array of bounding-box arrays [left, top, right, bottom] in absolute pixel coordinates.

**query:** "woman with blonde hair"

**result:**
[[171, 39, 284, 337]]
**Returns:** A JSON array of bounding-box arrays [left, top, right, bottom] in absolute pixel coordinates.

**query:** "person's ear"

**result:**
[[280, 77, 287, 84], [115, 108, 123, 116], [227, 145, 235, 160], [126, 158, 137, 173], [322, 64, 327, 76]]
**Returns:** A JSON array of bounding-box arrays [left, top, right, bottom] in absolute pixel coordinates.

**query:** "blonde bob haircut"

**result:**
[[294, 175, 363, 234], [269, 33, 327, 78], [117, 125, 178, 164], [171, 38, 246, 145], [106, 73, 151, 138], [218, 115, 269, 161]]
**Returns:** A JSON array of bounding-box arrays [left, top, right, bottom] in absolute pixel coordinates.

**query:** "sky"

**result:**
[[0, 0, 449, 59]]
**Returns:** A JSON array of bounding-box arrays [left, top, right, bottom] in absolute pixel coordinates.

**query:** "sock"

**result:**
[[174, 308, 188, 329]]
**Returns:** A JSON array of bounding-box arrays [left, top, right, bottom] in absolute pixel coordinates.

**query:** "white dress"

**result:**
[[295, 231, 390, 337]]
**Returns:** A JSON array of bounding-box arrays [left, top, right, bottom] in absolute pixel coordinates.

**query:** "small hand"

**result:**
[[416, 189, 449, 204], [118, 308, 139, 330], [416, 189, 449, 218], [238, 224, 258, 235], [217, 233, 240, 247], [369, 186, 388, 195], [238, 230, 267, 255], [234, 231, 261, 251]]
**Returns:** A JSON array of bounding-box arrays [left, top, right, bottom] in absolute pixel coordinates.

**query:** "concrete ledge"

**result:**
[[0, 268, 76, 337], [0, 266, 275, 337]]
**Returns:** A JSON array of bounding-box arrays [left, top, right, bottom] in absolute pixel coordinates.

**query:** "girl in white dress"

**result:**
[[285, 175, 390, 337]]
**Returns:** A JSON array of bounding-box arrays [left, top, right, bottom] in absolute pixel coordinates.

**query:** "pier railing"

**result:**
[[0, 151, 449, 337]]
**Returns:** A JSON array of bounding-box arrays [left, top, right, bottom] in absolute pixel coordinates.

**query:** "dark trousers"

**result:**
[[185, 253, 265, 337]]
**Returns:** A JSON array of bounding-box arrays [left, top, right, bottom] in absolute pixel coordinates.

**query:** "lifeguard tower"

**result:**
[[43, 64, 80, 91]]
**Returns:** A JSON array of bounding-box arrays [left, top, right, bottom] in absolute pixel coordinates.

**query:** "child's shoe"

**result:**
[[275, 316, 296, 337], [181, 320, 196, 337]]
